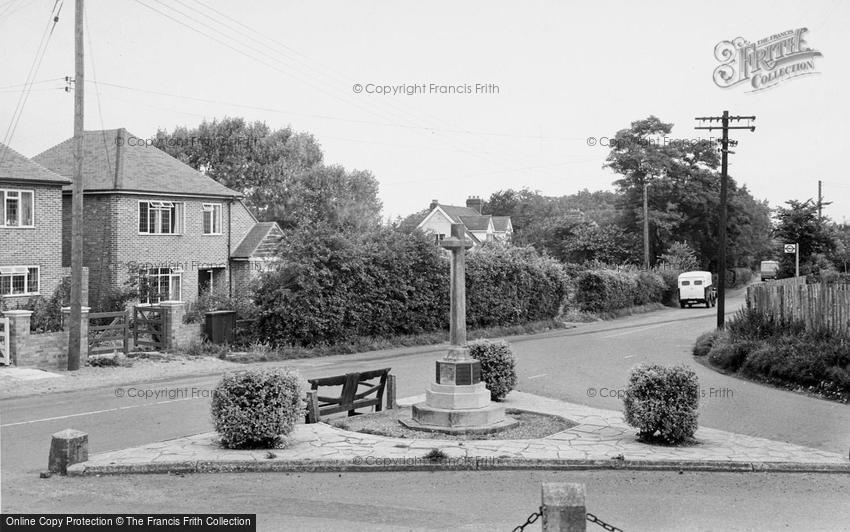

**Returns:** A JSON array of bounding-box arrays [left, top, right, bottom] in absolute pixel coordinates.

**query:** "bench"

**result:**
[[305, 368, 396, 424]]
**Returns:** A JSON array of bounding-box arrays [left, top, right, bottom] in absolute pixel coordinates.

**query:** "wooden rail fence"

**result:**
[[88, 310, 129, 356], [747, 281, 850, 336]]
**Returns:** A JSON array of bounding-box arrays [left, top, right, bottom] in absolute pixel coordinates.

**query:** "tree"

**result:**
[[605, 115, 773, 271], [773, 199, 837, 277], [156, 117, 382, 232]]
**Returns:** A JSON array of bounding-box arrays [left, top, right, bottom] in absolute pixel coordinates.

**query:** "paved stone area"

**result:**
[[68, 392, 849, 475]]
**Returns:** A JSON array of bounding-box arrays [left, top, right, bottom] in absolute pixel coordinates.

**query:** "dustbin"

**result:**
[[204, 310, 236, 345]]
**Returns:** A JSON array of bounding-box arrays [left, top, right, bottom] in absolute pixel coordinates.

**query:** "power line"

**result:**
[[133, 0, 568, 181], [0, 0, 63, 165]]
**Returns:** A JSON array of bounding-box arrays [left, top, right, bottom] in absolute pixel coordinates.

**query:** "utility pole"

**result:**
[[643, 179, 650, 270], [818, 180, 823, 222], [695, 111, 755, 330], [68, 0, 84, 370]]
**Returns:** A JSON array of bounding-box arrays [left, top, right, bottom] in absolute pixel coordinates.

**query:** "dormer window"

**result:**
[[138, 200, 183, 234], [0, 189, 34, 227]]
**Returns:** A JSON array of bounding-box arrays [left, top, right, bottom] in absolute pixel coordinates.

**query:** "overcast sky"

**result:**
[[1, 0, 847, 221]]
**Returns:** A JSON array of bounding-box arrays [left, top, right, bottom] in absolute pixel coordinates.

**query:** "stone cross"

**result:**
[[440, 223, 474, 355]]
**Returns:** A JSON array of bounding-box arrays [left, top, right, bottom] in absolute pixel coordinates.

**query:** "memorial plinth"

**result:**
[[402, 223, 516, 434]]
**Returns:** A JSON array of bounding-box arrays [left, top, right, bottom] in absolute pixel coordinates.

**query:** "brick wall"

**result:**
[[3, 308, 89, 369], [1, 184, 65, 305], [62, 193, 119, 308]]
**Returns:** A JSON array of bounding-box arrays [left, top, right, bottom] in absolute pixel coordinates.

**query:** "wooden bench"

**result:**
[[305, 368, 396, 424]]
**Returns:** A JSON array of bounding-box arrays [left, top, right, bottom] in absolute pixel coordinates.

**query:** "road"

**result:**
[[1, 290, 848, 529]]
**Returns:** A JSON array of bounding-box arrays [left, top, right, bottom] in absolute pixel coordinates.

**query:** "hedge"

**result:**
[[574, 269, 669, 313], [254, 227, 570, 347]]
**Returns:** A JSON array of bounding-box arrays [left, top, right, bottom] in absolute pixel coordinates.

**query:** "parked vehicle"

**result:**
[[760, 260, 779, 281], [677, 271, 716, 309]]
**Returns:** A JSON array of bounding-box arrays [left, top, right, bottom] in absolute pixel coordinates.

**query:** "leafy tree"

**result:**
[[773, 199, 837, 277], [156, 117, 381, 232], [605, 115, 772, 271]]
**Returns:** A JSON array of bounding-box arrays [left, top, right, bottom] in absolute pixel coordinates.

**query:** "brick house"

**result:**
[[416, 196, 513, 245], [0, 143, 71, 306], [33, 129, 282, 308]]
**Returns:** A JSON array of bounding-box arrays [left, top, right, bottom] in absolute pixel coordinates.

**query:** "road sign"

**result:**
[[784, 244, 797, 254]]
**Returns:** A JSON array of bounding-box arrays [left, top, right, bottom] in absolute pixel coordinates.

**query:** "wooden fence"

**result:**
[[88, 311, 129, 356], [133, 306, 163, 351], [747, 281, 850, 336]]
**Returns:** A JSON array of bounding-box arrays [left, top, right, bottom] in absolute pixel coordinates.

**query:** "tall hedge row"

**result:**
[[574, 269, 670, 313], [254, 228, 570, 347]]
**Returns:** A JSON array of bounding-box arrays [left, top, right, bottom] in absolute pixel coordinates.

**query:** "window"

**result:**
[[0, 266, 39, 296], [138, 201, 183, 234], [694, 280, 703, 286], [0, 189, 34, 227], [202, 203, 222, 234], [138, 267, 182, 303], [680, 281, 690, 286]]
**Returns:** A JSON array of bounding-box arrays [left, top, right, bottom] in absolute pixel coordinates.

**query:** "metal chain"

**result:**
[[511, 506, 542, 532], [587, 512, 624, 531]]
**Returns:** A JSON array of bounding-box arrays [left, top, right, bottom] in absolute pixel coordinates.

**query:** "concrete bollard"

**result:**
[[542, 482, 586, 532], [48, 429, 88, 475]]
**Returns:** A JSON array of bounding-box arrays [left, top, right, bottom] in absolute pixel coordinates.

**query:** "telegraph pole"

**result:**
[[68, 0, 84, 370], [695, 111, 755, 330], [818, 180, 823, 222], [643, 179, 650, 270]]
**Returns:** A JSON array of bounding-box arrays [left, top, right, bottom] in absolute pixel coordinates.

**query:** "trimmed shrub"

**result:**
[[467, 339, 517, 401], [633, 271, 666, 305], [211, 369, 304, 449], [623, 364, 699, 444], [574, 269, 670, 313]]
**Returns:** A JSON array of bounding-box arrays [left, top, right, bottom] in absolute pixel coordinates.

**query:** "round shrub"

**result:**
[[467, 339, 517, 401], [623, 364, 699, 444], [211, 368, 304, 449]]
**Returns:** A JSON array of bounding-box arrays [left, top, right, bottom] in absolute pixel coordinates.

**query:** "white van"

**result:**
[[760, 260, 779, 281], [677, 271, 716, 309]]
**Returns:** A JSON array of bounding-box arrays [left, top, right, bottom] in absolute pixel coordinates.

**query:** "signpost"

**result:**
[[784, 243, 799, 278]]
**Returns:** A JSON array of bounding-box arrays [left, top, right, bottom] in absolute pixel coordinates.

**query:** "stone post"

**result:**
[[159, 300, 186, 350], [3, 309, 33, 366], [48, 429, 89, 475], [541, 483, 586, 532]]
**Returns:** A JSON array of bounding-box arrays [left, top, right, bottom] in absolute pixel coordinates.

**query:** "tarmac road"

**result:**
[[1, 289, 848, 528]]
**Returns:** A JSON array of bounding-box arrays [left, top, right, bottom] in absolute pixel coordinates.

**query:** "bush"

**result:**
[[210, 368, 304, 449], [467, 339, 517, 401], [727, 268, 753, 288], [707, 339, 759, 372], [692, 330, 724, 357], [574, 269, 668, 313], [623, 364, 699, 444]]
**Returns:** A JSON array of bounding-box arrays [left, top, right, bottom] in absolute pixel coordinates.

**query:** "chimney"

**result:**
[[429, 199, 439, 210], [466, 196, 483, 214]]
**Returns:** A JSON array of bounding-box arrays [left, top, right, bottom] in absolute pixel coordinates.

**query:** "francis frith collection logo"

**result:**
[[713, 28, 822, 92]]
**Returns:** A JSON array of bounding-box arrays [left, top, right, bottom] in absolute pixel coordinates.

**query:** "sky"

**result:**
[[1, 0, 847, 222]]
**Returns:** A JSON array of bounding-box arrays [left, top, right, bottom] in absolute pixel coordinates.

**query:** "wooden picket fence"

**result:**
[[747, 281, 850, 336]]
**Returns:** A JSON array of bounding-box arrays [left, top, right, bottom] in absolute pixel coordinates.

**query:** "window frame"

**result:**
[[0, 265, 40, 297], [138, 267, 182, 304], [137, 200, 183, 235], [0, 188, 35, 228], [202, 203, 223, 235]]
